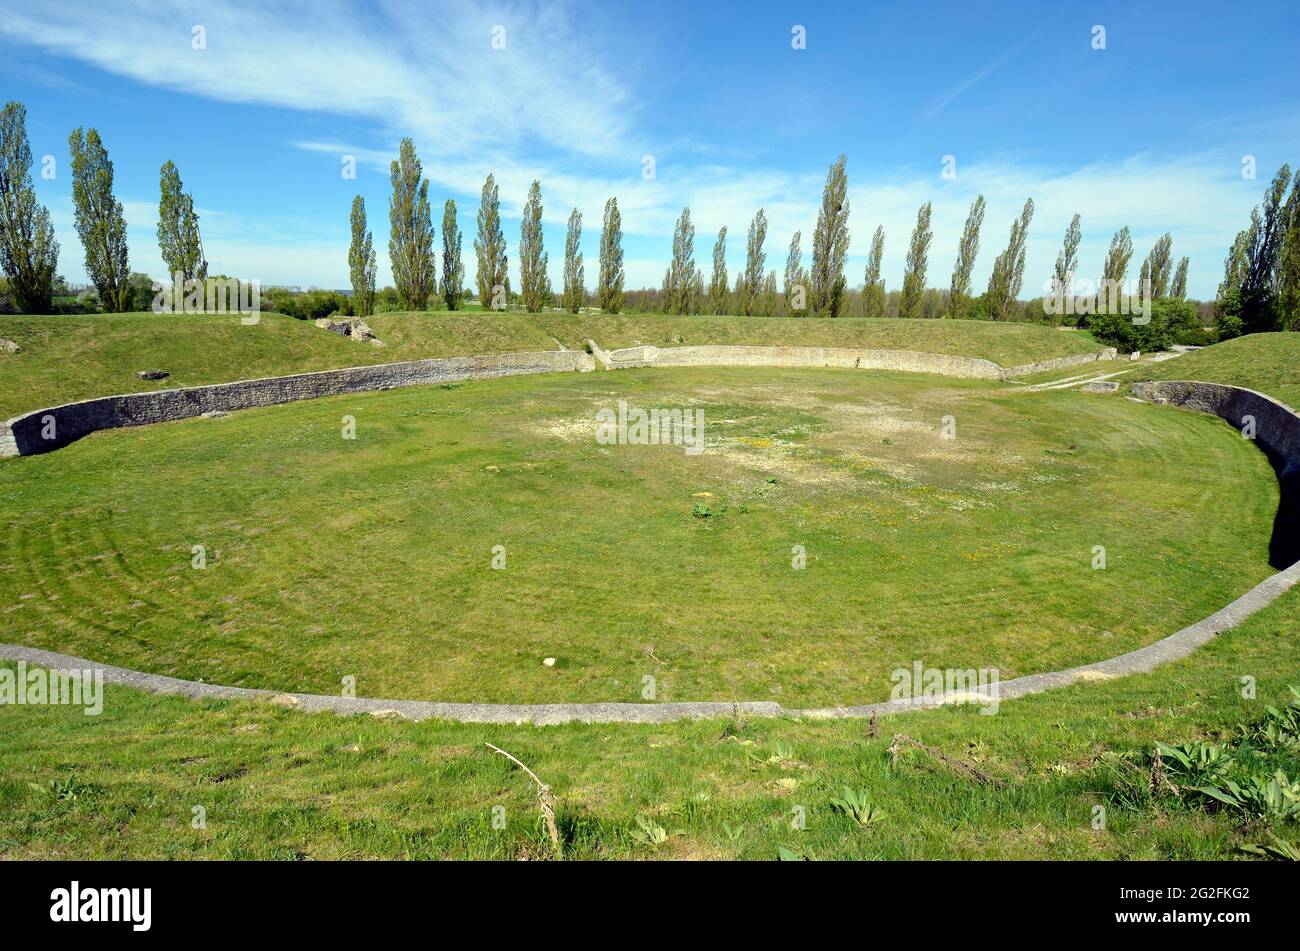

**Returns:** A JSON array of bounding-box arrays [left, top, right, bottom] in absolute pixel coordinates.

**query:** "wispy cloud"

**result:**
[[2, 1, 1271, 297], [920, 25, 1046, 122]]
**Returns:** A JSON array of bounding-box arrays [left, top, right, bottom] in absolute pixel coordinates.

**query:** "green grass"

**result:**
[[1, 317, 1293, 861], [537, 314, 1105, 365], [0, 311, 1104, 418], [1, 584, 1295, 860], [1130, 332, 1300, 408], [0, 311, 558, 418], [0, 367, 1276, 706]]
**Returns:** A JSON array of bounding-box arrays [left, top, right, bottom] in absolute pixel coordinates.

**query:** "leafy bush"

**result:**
[[1163, 299, 1213, 346], [261, 287, 351, 321], [1087, 298, 1204, 351]]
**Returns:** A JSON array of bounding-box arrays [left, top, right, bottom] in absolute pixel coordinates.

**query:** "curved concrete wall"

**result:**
[[1, 349, 594, 456], [5, 554, 1298, 724], [0, 341, 1117, 458], [1131, 380, 1300, 567]]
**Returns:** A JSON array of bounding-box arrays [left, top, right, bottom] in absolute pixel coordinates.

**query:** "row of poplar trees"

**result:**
[[0, 100, 207, 313], [348, 138, 626, 318], [658, 156, 1194, 321]]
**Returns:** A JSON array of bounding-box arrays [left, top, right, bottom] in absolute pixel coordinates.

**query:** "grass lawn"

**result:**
[[0, 367, 1276, 706], [1130, 332, 1300, 408], [0, 311, 1104, 419], [1, 586, 1295, 860], [0, 311, 558, 418]]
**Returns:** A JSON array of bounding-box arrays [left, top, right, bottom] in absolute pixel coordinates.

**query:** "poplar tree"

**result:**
[[1217, 226, 1252, 313], [597, 197, 624, 314], [441, 199, 465, 310], [1098, 225, 1135, 304], [899, 201, 933, 318], [474, 173, 509, 309], [986, 198, 1034, 320], [809, 154, 850, 316], [948, 195, 985, 318], [69, 127, 130, 311], [668, 207, 697, 315], [760, 269, 778, 317], [741, 209, 767, 316], [708, 226, 728, 315], [1053, 213, 1082, 301], [519, 179, 549, 313], [1170, 256, 1189, 301], [0, 102, 57, 313], [388, 138, 435, 309], [562, 206, 584, 313], [1279, 180, 1300, 329], [784, 230, 804, 316], [1239, 164, 1293, 332], [863, 225, 886, 317], [1144, 233, 1174, 297], [348, 195, 377, 318], [158, 159, 206, 290]]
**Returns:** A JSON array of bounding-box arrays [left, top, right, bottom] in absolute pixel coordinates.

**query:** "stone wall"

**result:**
[[1132, 380, 1300, 567], [603, 344, 1006, 378], [1, 349, 594, 457], [0, 339, 1123, 458], [1001, 348, 1118, 379]]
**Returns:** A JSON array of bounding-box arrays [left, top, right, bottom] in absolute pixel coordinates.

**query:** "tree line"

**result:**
[[0, 100, 209, 314], [2, 96, 1296, 338], [347, 137, 625, 319]]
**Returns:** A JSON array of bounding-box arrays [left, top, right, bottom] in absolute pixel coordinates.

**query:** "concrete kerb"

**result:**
[[3, 554, 1297, 724]]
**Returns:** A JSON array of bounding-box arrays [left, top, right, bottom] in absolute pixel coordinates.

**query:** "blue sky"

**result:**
[[2, 0, 1298, 299]]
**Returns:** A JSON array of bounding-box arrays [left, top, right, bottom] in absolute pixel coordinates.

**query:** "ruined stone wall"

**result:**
[[1, 349, 594, 456], [1001, 348, 1118, 378], [603, 344, 1005, 378]]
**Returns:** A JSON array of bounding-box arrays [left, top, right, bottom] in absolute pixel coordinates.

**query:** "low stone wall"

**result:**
[[0, 339, 1131, 458], [1, 349, 594, 457], [1132, 380, 1300, 567], [605, 344, 1006, 379], [1002, 348, 1118, 379]]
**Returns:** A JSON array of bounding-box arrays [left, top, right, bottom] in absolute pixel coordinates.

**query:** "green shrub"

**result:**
[[1088, 298, 1199, 351]]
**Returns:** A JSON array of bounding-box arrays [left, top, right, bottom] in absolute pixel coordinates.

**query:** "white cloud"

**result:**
[[6, 0, 1270, 298]]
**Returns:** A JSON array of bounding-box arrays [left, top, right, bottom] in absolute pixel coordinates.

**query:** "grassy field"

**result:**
[[1130, 332, 1300, 408], [0, 312, 558, 418], [1, 319, 1294, 861], [1, 587, 1295, 860], [0, 367, 1276, 706], [0, 311, 1103, 419]]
